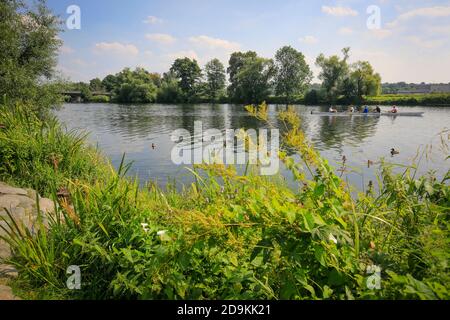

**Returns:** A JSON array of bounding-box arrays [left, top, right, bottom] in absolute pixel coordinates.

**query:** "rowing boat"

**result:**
[[310, 111, 424, 117]]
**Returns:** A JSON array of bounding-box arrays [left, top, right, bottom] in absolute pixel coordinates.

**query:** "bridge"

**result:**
[[62, 91, 113, 102]]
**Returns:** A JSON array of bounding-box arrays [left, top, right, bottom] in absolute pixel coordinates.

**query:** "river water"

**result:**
[[55, 103, 449, 190]]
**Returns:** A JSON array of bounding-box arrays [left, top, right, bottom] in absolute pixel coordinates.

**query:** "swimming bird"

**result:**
[[390, 148, 399, 156], [367, 160, 374, 168], [151, 143, 156, 150]]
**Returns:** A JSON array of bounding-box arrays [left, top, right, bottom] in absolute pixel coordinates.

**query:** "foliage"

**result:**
[[1, 102, 448, 300], [0, 103, 108, 196], [0, 0, 64, 113], [89, 95, 110, 103], [274, 46, 312, 103], [170, 58, 202, 101], [157, 71, 183, 103], [227, 52, 276, 103], [89, 78, 104, 92], [315, 48, 350, 104], [342, 61, 381, 103], [204, 59, 226, 101]]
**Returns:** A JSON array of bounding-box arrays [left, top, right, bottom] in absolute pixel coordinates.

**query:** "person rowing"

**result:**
[[390, 105, 398, 113], [375, 106, 381, 113], [329, 106, 337, 113], [363, 105, 369, 114], [348, 106, 355, 113]]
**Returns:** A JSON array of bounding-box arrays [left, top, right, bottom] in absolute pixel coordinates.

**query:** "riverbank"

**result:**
[[1, 102, 449, 300], [70, 93, 450, 106]]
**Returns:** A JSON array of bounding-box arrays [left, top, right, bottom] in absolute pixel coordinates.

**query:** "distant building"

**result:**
[[396, 83, 450, 94], [430, 84, 450, 93]]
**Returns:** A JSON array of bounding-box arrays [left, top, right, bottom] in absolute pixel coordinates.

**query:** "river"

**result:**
[[54, 103, 449, 190]]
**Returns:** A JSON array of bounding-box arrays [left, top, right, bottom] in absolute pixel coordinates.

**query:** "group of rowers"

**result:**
[[328, 105, 399, 114]]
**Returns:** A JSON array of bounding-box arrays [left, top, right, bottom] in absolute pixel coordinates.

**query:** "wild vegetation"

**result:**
[[1, 102, 448, 300]]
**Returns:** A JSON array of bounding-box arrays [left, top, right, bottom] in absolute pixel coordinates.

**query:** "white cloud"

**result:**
[[321, 6, 358, 17], [143, 16, 163, 24], [145, 33, 176, 45], [299, 35, 318, 44], [188, 35, 241, 51], [167, 50, 199, 61], [387, 6, 450, 28], [338, 27, 354, 35], [407, 36, 446, 49], [94, 42, 139, 56]]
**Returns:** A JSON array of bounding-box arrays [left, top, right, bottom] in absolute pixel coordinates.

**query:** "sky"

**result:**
[[44, 0, 450, 83]]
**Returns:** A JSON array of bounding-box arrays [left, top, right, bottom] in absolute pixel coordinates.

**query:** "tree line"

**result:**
[[69, 47, 382, 105]]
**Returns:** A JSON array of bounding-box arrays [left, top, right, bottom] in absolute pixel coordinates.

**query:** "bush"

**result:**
[[89, 95, 110, 103]]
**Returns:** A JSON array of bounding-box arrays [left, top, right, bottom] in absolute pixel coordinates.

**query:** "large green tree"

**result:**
[[346, 61, 381, 101], [0, 0, 63, 113], [170, 58, 202, 100], [315, 48, 351, 103], [89, 78, 104, 91], [227, 51, 275, 103], [204, 59, 226, 101], [227, 51, 257, 100], [274, 46, 312, 103]]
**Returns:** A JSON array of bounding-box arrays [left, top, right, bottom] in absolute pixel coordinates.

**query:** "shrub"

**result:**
[[89, 95, 110, 103]]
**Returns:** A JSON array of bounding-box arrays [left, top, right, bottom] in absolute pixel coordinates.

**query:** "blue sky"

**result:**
[[46, 0, 450, 83]]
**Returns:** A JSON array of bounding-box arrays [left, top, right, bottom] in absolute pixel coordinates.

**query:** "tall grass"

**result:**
[[0, 102, 448, 299], [0, 103, 108, 196]]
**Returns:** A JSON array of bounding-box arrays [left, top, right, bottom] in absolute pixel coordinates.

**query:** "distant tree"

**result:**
[[102, 74, 118, 92], [315, 47, 351, 103], [344, 61, 381, 102], [170, 58, 202, 100], [89, 78, 103, 91], [274, 46, 312, 103], [234, 57, 275, 103], [227, 51, 258, 99], [0, 0, 63, 113], [149, 72, 162, 88], [227, 51, 275, 103], [204, 59, 226, 100], [157, 71, 183, 103]]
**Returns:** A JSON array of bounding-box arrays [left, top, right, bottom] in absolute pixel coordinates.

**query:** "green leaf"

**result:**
[[303, 211, 315, 231], [286, 211, 296, 224]]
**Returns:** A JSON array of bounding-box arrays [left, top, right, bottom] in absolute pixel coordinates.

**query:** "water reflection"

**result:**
[[54, 103, 449, 189]]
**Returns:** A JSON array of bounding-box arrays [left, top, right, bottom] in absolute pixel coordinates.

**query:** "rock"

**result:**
[[0, 285, 19, 300], [0, 241, 11, 259], [39, 198, 55, 214], [0, 264, 18, 279], [26, 189, 38, 201], [0, 195, 21, 211], [0, 183, 28, 196]]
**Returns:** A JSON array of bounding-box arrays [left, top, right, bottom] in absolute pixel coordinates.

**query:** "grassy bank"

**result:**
[[69, 93, 450, 106], [364, 93, 450, 106], [0, 103, 449, 300]]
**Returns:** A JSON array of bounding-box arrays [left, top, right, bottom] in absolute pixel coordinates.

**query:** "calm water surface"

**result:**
[[55, 104, 449, 190]]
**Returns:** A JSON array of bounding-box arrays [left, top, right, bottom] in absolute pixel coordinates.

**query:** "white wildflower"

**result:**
[[157, 230, 167, 236], [141, 223, 149, 232], [328, 233, 338, 244]]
